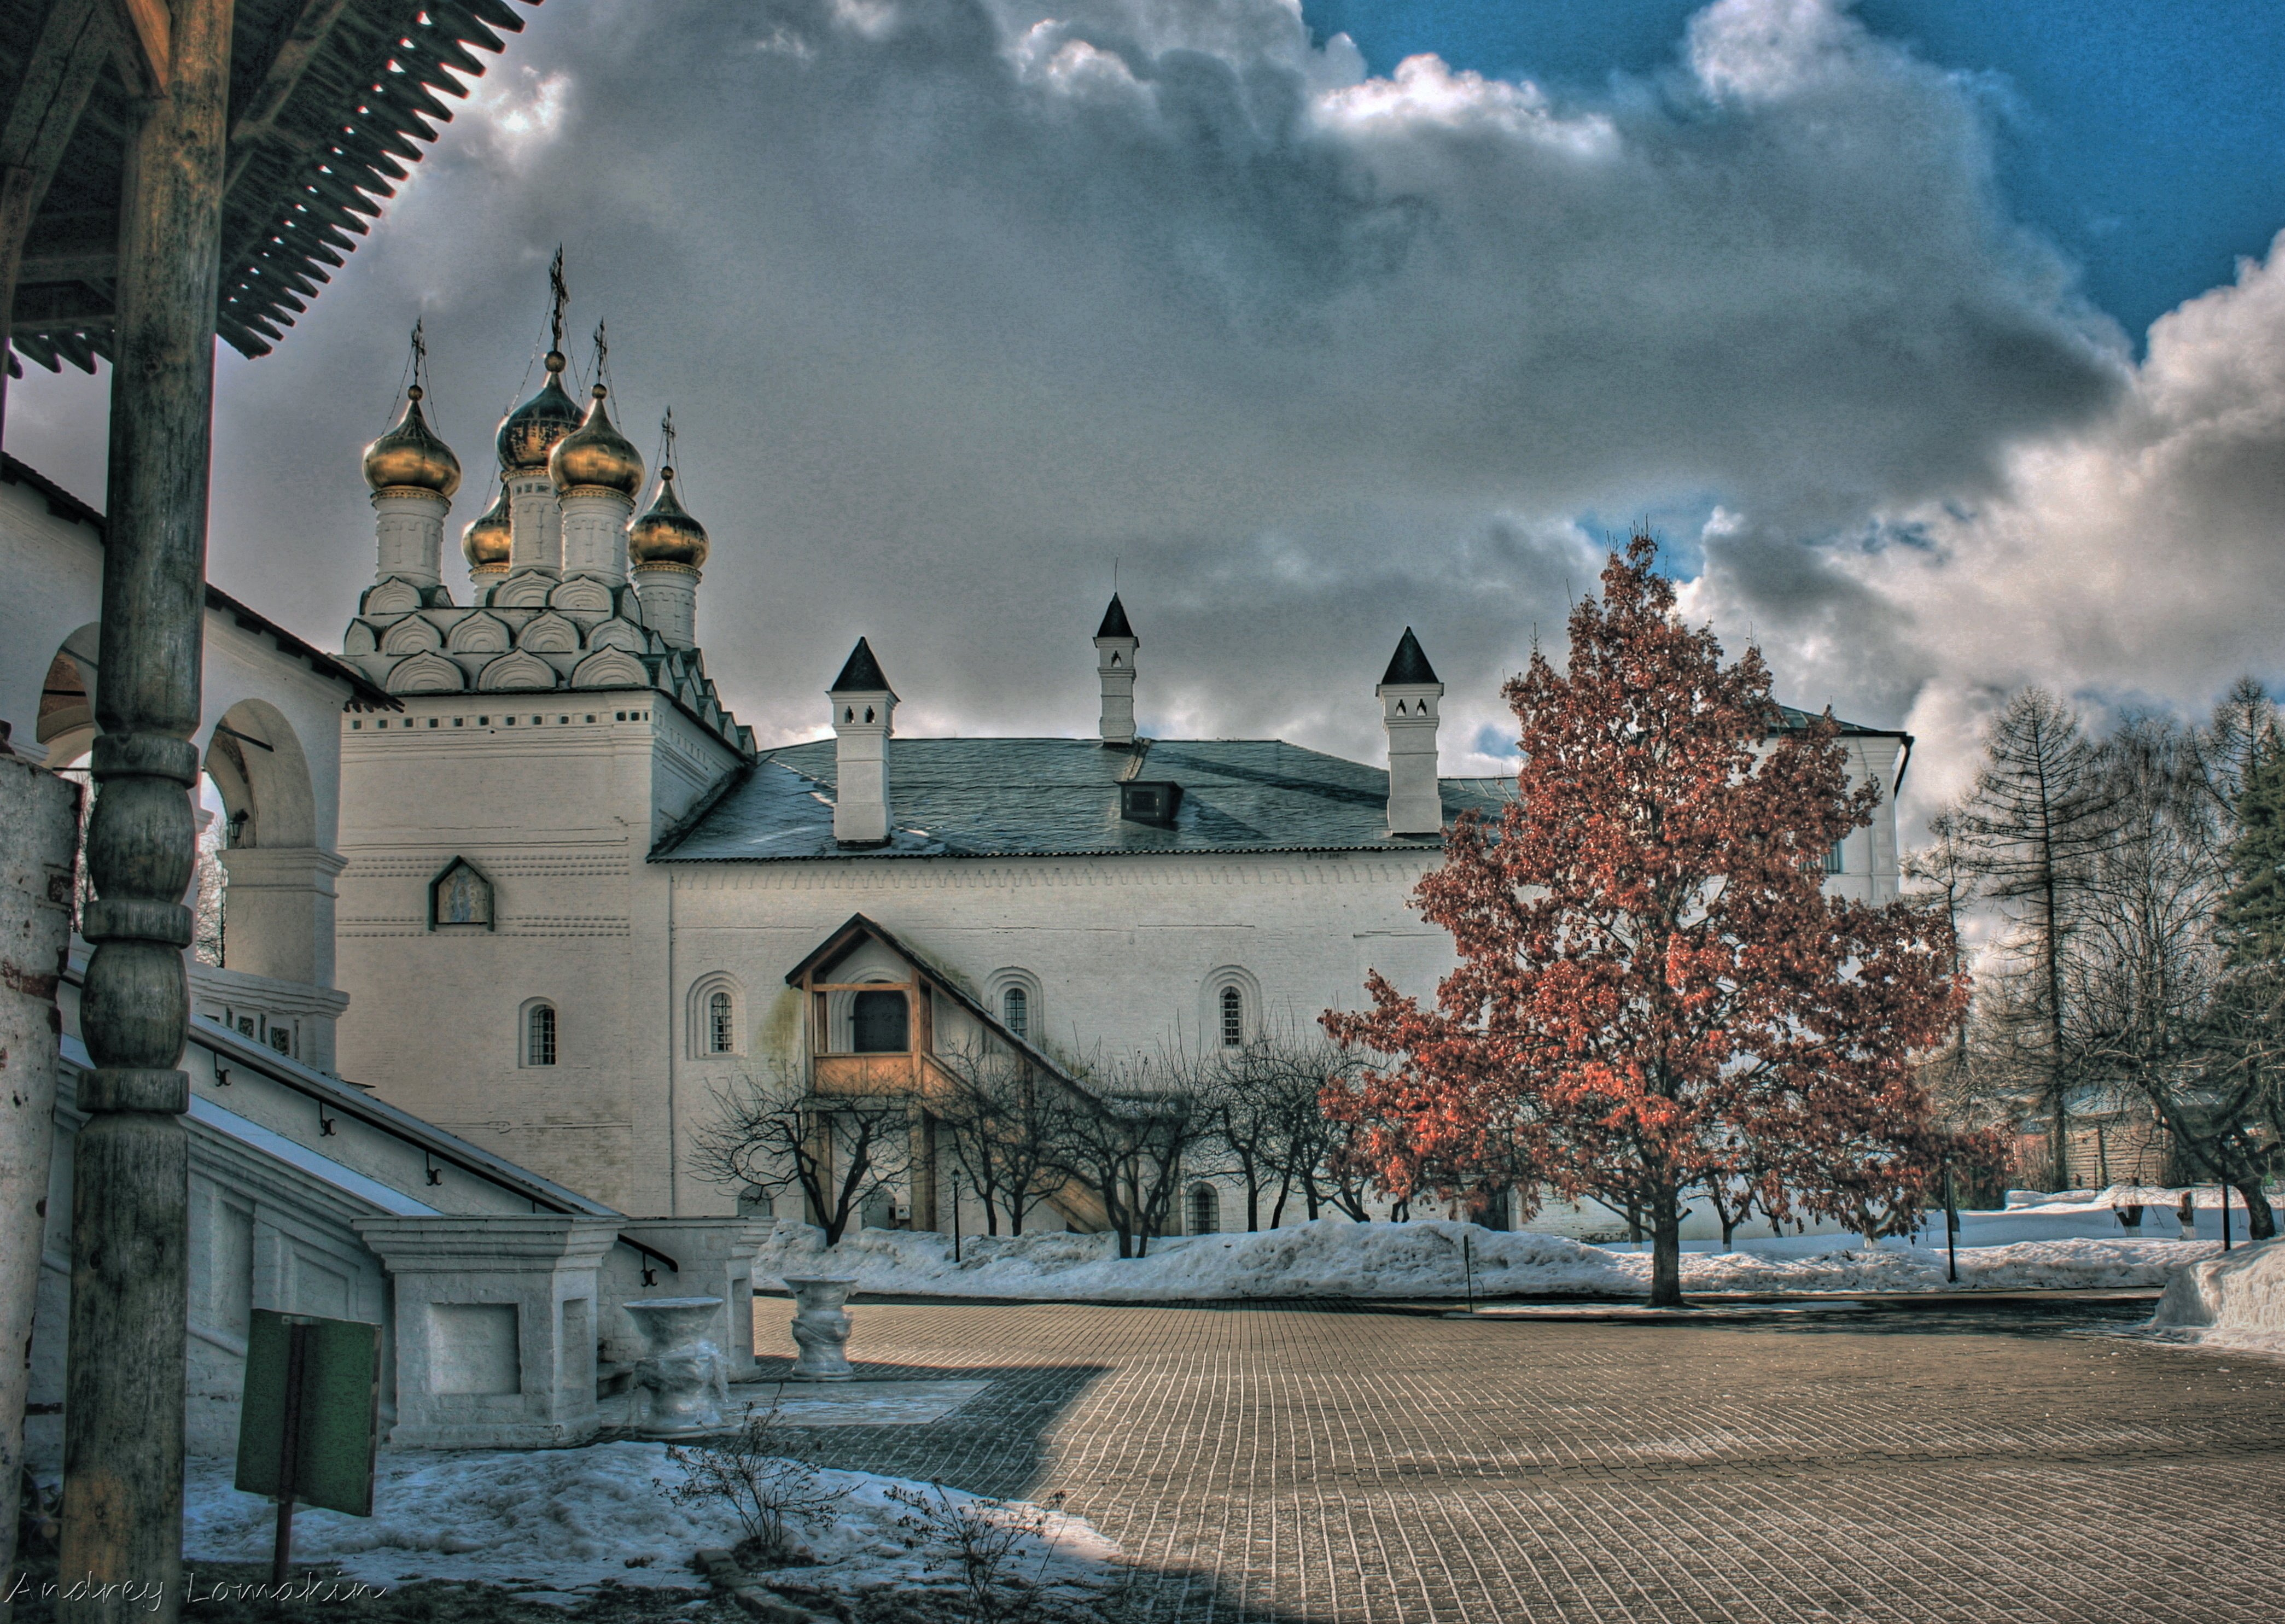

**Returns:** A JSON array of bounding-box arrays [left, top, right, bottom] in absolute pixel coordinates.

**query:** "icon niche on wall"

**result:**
[[427, 857, 496, 931]]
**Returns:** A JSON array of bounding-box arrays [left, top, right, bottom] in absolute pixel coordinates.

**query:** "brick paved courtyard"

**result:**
[[753, 1299, 2284, 1623]]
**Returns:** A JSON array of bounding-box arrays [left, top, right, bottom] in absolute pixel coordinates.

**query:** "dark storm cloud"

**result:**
[[9, 0, 2132, 775]]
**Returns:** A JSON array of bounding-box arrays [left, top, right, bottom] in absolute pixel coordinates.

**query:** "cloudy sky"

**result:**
[[8, 0, 2283, 826]]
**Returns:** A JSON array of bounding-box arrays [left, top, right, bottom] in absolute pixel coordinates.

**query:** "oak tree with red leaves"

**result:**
[[1324, 538, 1968, 1307]]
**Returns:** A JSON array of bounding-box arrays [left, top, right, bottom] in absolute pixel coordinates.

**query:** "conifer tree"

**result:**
[[1951, 690, 2122, 1186], [2218, 725, 2285, 968]]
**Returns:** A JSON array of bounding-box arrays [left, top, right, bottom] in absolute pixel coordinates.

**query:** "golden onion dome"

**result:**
[[549, 384, 644, 495], [494, 350, 582, 472], [461, 476, 513, 572], [362, 386, 462, 496], [628, 465, 709, 569]]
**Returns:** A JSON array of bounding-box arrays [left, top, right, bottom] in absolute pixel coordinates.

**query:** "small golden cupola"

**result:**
[[549, 382, 645, 495], [494, 349, 583, 474], [628, 463, 709, 569], [461, 476, 513, 573], [362, 385, 462, 496]]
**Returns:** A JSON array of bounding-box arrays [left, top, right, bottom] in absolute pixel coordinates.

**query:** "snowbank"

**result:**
[[2149, 1235, 2285, 1353], [756, 1217, 2213, 1302], [182, 1441, 1117, 1597]]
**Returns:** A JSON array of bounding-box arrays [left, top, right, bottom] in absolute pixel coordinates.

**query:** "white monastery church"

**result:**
[[319, 326, 1914, 1229]]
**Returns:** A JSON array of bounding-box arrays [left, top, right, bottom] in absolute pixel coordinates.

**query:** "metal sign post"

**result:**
[[1944, 1164, 1959, 1286], [235, 1310, 381, 1585]]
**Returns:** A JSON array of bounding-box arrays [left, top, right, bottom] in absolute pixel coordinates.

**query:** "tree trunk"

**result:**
[[1647, 1183, 1684, 1308], [2235, 1181, 2276, 1241]]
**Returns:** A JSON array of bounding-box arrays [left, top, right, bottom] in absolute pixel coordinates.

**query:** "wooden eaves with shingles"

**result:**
[[3, 0, 541, 373]]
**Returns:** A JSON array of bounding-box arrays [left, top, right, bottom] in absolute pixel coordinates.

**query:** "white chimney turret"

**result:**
[[1378, 627, 1445, 837], [1094, 594, 1139, 747], [829, 638, 896, 847]]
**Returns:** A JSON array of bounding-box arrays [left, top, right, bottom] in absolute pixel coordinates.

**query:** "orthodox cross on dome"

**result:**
[[659, 406, 678, 472], [405, 317, 432, 404], [592, 318, 613, 395], [549, 244, 568, 354]]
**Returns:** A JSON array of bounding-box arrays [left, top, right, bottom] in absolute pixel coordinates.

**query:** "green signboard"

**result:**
[[234, 1310, 381, 1519]]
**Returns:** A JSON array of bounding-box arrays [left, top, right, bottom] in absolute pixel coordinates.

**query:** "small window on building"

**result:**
[[737, 1185, 775, 1219], [1002, 986, 1029, 1041], [708, 990, 736, 1055], [1220, 985, 1244, 1049], [1822, 839, 1846, 875], [851, 989, 908, 1054], [526, 1002, 557, 1067], [1191, 1183, 1220, 1235]]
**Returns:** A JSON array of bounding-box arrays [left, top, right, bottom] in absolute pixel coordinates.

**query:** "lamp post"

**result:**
[[1944, 1161, 1959, 1286]]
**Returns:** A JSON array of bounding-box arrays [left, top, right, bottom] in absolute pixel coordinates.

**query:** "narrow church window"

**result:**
[[527, 1003, 557, 1067], [1191, 1183, 1220, 1235], [1002, 986, 1028, 1040], [709, 990, 736, 1054], [1220, 985, 1244, 1049], [1823, 839, 1846, 874], [851, 989, 908, 1054], [738, 1185, 774, 1218]]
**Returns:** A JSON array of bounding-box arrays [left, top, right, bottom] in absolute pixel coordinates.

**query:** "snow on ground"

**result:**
[[2149, 1235, 2285, 1357], [756, 1216, 2217, 1303], [182, 1441, 1118, 1597]]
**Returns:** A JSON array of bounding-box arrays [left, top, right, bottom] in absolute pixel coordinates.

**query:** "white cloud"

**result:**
[[9, 0, 2210, 820]]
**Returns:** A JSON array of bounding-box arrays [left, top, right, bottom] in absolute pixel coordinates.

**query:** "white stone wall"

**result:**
[[333, 693, 742, 1213]]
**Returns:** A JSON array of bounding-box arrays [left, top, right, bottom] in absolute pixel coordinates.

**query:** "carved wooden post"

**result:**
[[60, 1, 233, 1617]]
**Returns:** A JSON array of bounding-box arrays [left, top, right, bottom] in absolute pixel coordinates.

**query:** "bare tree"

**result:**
[[929, 1038, 1070, 1236], [692, 1065, 913, 1245], [1048, 1052, 1214, 1259]]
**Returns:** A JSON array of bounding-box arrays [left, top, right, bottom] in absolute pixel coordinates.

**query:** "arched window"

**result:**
[[1001, 985, 1029, 1041], [524, 1002, 557, 1067], [1822, 839, 1846, 875], [737, 1185, 775, 1219], [1191, 1183, 1220, 1235], [708, 990, 736, 1054], [1220, 984, 1245, 1049], [851, 989, 908, 1054]]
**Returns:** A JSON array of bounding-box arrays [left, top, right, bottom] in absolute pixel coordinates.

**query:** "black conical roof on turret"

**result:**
[[1380, 627, 1439, 686], [1096, 593, 1135, 640], [830, 636, 893, 693]]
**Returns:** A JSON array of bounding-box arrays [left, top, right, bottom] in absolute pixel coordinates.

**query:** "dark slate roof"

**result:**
[[3, 0, 543, 372], [1772, 703, 1907, 738], [1095, 594, 1135, 640], [1380, 627, 1438, 686], [829, 637, 893, 694], [654, 737, 1513, 862]]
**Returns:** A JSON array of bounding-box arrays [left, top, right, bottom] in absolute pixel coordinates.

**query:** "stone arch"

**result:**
[[570, 648, 648, 689], [1201, 965, 1261, 1051], [686, 970, 745, 1059], [385, 651, 465, 694], [203, 697, 318, 850], [445, 612, 511, 653], [476, 650, 560, 692], [489, 572, 553, 609], [984, 967, 1044, 1047], [550, 576, 614, 615], [33, 625, 101, 766], [379, 616, 444, 655], [585, 618, 645, 653], [519, 611, 580, 653], [360, 578, 423, 617]]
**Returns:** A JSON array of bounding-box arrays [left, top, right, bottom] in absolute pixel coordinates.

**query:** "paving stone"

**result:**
[[753, 1300, 2284, 1622]]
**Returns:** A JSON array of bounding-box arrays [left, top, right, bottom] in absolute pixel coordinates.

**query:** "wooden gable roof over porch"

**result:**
[[3, 0, 541, 373]]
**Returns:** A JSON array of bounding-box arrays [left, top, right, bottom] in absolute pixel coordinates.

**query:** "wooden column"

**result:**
[[60, 1, 232, 1618]]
